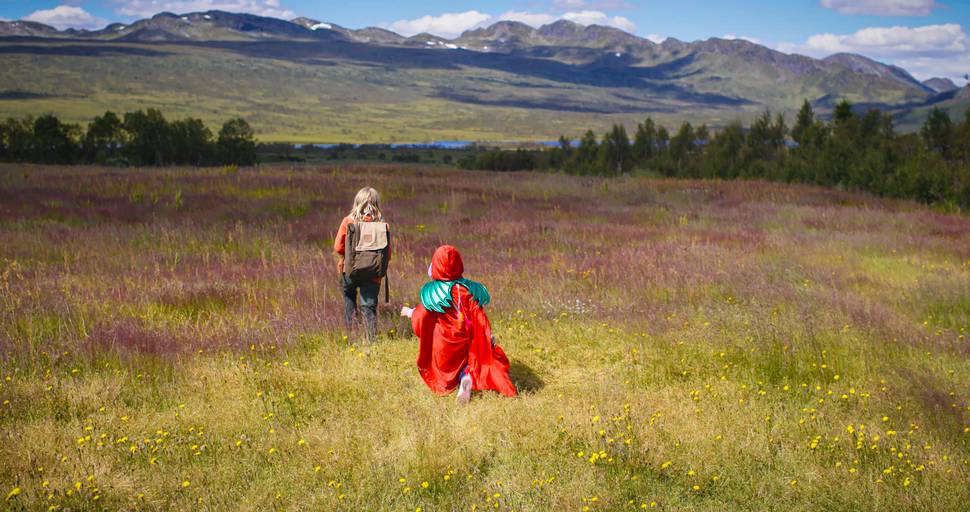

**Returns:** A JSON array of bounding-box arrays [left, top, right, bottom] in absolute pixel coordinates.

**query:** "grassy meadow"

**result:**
[[0, 40, 683, 143], [0, 163, 969, 511], [0, 40, 807, 143]]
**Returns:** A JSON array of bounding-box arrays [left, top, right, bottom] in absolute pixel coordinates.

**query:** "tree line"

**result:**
[[460, 100, 970, 208], [0, 109, 257, 166]]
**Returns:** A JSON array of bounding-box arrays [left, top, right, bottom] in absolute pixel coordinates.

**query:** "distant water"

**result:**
[[294, 140, 577, 149]]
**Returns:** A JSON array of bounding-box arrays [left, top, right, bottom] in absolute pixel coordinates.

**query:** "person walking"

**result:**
[[334, 186, 390, 340]]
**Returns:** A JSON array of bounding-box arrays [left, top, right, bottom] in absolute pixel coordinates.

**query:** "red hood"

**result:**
[[431, 245, 464, 281]]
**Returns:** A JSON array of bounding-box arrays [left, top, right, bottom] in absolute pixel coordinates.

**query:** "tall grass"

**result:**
[[0, 164, 968, 510]]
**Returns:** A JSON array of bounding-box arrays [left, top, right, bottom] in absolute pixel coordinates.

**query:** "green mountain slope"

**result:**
[[893, 86, 970, 131], [0, 10, 949, 142]]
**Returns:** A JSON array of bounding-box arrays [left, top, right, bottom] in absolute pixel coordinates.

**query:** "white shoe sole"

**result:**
[[456, 376, 472, 405]]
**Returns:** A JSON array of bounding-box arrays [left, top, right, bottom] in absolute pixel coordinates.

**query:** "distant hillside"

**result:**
[[922, 77, 959, 94], [821, 53, 931, 94], [894, 86, 970, 131], [0, 9, 957, 142]]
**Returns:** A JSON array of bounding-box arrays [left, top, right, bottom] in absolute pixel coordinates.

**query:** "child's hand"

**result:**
[[400, 306, 414, 318]]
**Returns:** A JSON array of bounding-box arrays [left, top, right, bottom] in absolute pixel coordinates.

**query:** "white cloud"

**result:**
[[387, 10, 491, 37], [722, 34, 763, 44], [502, 9, 636, 32], [820, 0, 939, 16], [497, 11, 557, 27], [386, 8, 636, 38], [780, 23, 969, 81], [894, 54, 970, 81], [646, 33, 666, 43], [23, 5, 108, 30], [553, 0, 587, 8], [113, 1, 294, 19], [561, 10, 635, 31], [775, 41, 798, 53], [553, 0, 635, 9], [803, 23, 966, 57]]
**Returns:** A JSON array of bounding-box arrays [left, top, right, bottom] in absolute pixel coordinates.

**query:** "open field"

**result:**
[[1, 163, 969, 510]]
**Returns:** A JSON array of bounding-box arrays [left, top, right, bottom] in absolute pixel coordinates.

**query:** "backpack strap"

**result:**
[[382, 225, 390, 302], [344, 222, 357, 281]]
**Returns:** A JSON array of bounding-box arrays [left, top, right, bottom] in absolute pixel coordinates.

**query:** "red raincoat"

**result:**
[[411, 246, 517, 397]]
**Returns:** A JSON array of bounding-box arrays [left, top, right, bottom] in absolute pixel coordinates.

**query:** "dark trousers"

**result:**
[[342, 275, 379, 339]]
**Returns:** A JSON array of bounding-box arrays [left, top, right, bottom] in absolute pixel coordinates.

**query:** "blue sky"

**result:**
[[3, 1, 969, 80]]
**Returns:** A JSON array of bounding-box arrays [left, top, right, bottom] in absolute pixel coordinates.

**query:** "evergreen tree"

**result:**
[[892, 147, 952, 203], [597, 124, 632, 175], [84, 111, 123, 163], [655, 126, 670, 156], [743, 111, 786, 175], [557, 135, 572, 160], [651, 125, 671, 174], [558, 135, 572, 154], [0, 119, 7, 160], [704, 121, 745, 179], [568, 129, 599, 174], [124, 109, 172, 166], [32, 114, 78, 164], [958, 109, 970, 163], [958, 166, 970, 209], [695, 124, 710, 146], [833, 100, 854, 126], [0, 117, 33, 161], [921, 107, 954, 159], [792, 100, 815, 146], [548, 135, 572, 169], [632, 117, 656, 163], [859, 109, 883, 146], [849, 110, 897, 194], [826, 100, 859, 186], [218, 118, 257, 166], [668, 122, 695, 176], [543, 98, 964, 206], [171, 118, 214, 165], [771, 114, 788, 148]]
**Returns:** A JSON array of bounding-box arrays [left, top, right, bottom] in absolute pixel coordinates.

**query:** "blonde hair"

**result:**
[[349, 186, 384, 222]]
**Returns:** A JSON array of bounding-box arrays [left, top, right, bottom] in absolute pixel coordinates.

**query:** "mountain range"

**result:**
[[0, 10, 966, 142]]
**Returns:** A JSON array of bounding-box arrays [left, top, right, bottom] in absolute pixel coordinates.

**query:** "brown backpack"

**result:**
[[345, 222, 390, 301]]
